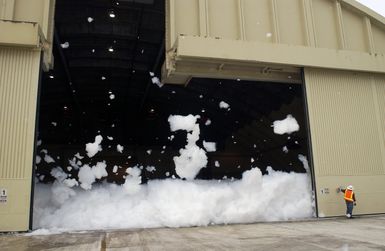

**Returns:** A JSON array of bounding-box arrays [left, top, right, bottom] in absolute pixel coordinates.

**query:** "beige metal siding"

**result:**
[[175, 0, 199, 37], [374, 75, 385, 159], [0, 47, 41, 231], [342, 7, 367, 51], [242, 0, 273, 43], [372, 23, 385, 54], [164, 0, 385, 84], [0, 0, 56, 70], [166, 0, 385, 51], [304, 68, 385, 216], [0, 0, 15, 20], [207, 0, 240, 40], [275, 0, 305, 46], [312, 0, 340, 49]]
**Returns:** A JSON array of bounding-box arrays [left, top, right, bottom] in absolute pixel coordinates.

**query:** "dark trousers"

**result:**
[[346, 201, 354, 216]]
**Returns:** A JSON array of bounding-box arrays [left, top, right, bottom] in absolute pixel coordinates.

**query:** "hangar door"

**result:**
[[304, 68, 385, 217]]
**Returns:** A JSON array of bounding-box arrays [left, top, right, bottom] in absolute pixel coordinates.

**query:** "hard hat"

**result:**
[[347, 185, 354, 190]]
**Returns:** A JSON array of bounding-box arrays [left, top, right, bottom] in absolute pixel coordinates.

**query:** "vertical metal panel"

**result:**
[[342, 7, 367, 51], [312, 0, 339, 49], [275, 0, 305, 46], [165, 0, 172, 51], [175, 0, 199, 38], [0, 47, 41, 231], [236, 0, 246, 41], [305, 68, 385, 216], [13, 0, 44, 26], [302, 0, 316, 47], [364, 17, 375, 53], [374, 75, 385, 172], [372, 24, 385, 54], [0, 0, 15, 20], [271, 0, 281, 43], [207, 0, 240, 40], [335, 1, 347, 49], [198, 0, 208, 37], [242, 0, 274, 43]]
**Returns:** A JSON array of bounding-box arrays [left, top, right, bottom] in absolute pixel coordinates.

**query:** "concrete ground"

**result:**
[[1, 216, 385, 251]]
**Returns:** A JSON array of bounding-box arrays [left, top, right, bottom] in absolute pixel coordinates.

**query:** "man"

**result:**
[[337, 185, 356, 218]]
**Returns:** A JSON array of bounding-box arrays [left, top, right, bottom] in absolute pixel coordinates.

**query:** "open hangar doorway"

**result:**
[[32, 0, 315, 231]]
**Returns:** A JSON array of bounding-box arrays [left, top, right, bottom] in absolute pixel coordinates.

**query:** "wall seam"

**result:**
[[371, 75, 385, 174]]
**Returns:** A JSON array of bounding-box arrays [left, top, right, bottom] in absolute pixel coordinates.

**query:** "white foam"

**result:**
[[117, 144, 124, 153], [33, 167, 313, 231], [85, 135, 103, 158], [169, 115, 207, 180], [44, 154, 55, 164], [203, 141, 216, 152], [272, 115, 299, 135], [219, 101, 230, 109]]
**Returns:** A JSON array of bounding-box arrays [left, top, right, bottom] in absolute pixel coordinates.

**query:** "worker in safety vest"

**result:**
[[337, 185, 356, 218]]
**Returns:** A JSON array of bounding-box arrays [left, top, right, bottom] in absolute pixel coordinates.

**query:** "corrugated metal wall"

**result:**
[[166, 0, 385, 54], [164, 0, 385, 85], [0, 47, 41, 231], [305, 68, 385, 216]]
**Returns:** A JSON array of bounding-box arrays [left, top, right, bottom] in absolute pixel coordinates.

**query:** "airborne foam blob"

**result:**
[[44, 154, 55, 164], [78, 162, 108, 190], [60, 42, 69, 49], [168, 115, 199, 132], [272, 115, 299, 135], [117, 144, 124, 153], [85, 135, 103, 158], [219, 101, 230, 109], [168, 115, 208, 180], [203, 141, 216, 152]]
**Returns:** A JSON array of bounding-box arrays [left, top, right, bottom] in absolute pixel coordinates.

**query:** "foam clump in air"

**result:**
[[36, 156, 41, 164], [168, 115, 199, 132], [117, 144, 124, 153], [44, 154, 55, 164], [149, 72, 163, 88], [146, 166, 156, 172], [85, 135, 103, 158], [272, 115, 299, 135], [78, 162, 108, 190], [203, 141, 216, 152], [60, 42, 69, 49], [219, 101, 230, 109], [168, 115, 207, 180], [74, 153, 84, 159]]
